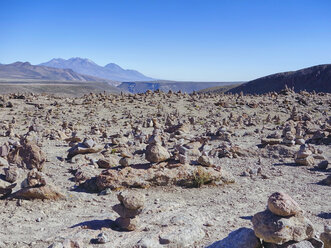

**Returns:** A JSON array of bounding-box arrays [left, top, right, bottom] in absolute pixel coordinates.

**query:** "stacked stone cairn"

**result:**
[[252, 192, 323, 247], [295, 144, 315, 166], [113, 191, 145, 231]]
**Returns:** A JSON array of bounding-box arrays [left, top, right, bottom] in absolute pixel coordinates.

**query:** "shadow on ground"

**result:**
[[71, 219, 117, 230]]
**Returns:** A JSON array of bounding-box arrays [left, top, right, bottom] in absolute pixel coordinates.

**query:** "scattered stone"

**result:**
[[4, 166, 18, 182], [96, 232, 109, 244], [97, 156, 118, 168], [198, 155, 214, 167]]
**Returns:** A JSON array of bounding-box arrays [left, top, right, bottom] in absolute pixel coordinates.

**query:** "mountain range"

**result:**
[[0, 59, 330, 95], [0, 62, 115, 82], [39, 57, 154, 82]]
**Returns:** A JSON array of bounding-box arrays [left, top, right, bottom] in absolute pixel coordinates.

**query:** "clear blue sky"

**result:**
[[1, 0, 330, 81]]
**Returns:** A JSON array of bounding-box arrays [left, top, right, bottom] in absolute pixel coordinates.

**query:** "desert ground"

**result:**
[[0, 87, 330, 248]]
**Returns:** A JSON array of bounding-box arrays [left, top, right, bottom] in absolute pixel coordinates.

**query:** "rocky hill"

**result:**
[[40, 57, 154, 82], [229, 64, 331, 94], [197, 84, 241, 94]]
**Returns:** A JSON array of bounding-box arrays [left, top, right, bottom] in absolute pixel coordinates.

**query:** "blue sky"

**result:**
[[0, 0, 330, 81]]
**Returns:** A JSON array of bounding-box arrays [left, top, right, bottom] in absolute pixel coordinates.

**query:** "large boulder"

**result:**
[[252, 210, 315, 244]]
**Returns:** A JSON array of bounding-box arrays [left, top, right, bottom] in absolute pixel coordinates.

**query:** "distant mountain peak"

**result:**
[[39, 57, 154, 82]]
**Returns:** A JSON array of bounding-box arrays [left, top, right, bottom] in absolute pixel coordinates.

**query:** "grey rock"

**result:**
[[83, 138, 95, 148], [97, 232, 109, 244]]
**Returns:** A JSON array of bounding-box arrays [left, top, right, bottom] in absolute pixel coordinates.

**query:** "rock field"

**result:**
[[0, 86, 330, 248]]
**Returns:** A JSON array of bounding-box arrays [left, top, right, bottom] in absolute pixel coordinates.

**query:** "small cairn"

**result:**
[[295, 144, 315, 166], [282, 123, 296, 146], [113, 191, 145, 231]]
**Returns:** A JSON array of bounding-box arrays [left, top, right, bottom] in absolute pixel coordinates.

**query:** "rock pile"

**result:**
[[252, 192, 318, 247], [113, 191, 145, 231], [295, 145, 315, 166], [12, 169, 65, 200]]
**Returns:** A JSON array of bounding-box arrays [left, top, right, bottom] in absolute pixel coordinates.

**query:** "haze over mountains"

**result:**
[[40, 57, 154, 82], [118, 80, 240, 94]]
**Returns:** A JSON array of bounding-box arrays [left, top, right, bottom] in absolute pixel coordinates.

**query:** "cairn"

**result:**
[[295, 144, 315, 166], [113, 191, 145, 231], [252, 192, 319, 247]]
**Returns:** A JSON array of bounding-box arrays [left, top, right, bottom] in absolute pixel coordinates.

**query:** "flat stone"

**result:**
[[67, 143, 103, 159], [12, 185, 65, 200]]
